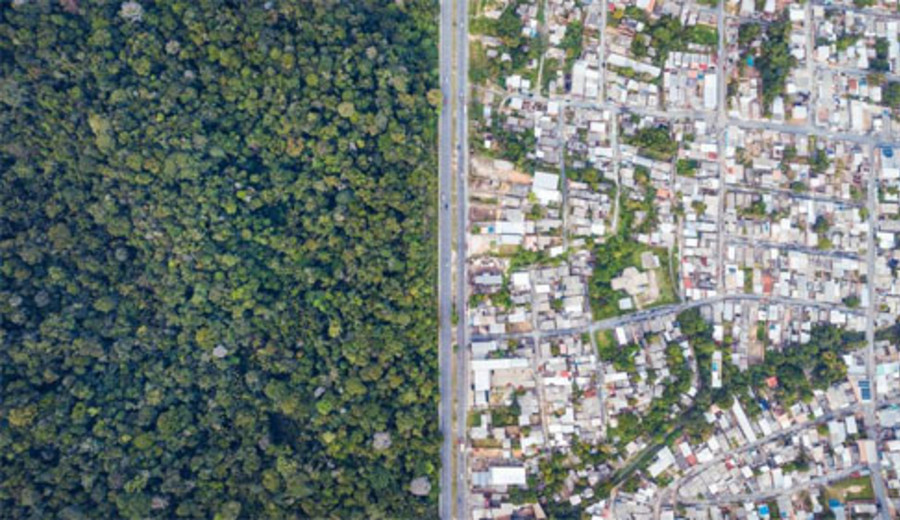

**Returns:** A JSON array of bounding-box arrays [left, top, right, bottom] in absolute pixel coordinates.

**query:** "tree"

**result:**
[[843, 295, 861, 308], [812, 216, 830, 234], [626, 125, 678, 160], [677, 308, 711, 338], [884, 82, 900, 109], [810, 148, 831, 174], [755, 16, 796, 111], [687, 25, 718, 47], [0, 1, 441, 518], [738, 23, 761, 47], [561, 21, 584, 70], [676, 159, 699, 177], [871, 37, 890, 72], [631, 35, 649, 59]]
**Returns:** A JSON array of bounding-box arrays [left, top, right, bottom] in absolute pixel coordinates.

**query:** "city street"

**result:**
[[469, 292, 865, 344], [445, 1, 898, 517], [725, 235, 864, 261], [680, 465, 867, 507]]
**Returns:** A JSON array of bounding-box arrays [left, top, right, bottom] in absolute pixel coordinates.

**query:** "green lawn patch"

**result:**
[[827, 475, 875, 504], [590, 241, 676, 319], [596, 330, 616, 352]]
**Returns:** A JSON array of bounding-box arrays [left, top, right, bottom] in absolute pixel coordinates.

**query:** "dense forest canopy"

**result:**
[[0, 1, 439, 518]]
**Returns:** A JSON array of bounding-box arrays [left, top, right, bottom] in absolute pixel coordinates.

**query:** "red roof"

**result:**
[[762, 274, 774, 294]]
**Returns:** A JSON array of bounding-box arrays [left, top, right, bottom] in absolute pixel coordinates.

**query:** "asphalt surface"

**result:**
[[454, 0, 470, 516], [437, 0, 453, 517], [812, 0, 900, 21], [864, 144, 891, 519], [558, 111, 569, 251], [724, 183, 864, 208], [445, 1, 895, 516], [597, 0, 608, 102], [680, 465, 867, 506], [609, 105, 621, 232], [819, 63, 900, 83], [473, 86, 900, 149], [724, 235, 863, 261], [469, 292, 864, 344], [805, 1, 816, 127], [715, 0, 727, 291], [649, 394, 900, 517]]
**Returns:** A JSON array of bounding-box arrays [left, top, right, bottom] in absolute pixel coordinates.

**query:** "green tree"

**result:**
[[0, 1, 441, 518]]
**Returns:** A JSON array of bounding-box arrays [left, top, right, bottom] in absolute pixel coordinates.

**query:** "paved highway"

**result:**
[[454, 0, 470, 516], [438, 0, 453, 517], [450, 3, 896, 516]]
